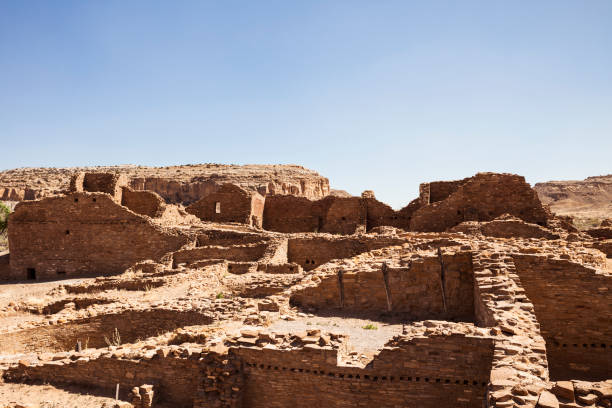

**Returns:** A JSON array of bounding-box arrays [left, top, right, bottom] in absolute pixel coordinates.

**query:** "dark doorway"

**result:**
[[26, 268, 36, 280]]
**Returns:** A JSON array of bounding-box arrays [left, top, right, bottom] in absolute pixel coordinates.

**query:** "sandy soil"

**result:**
[[0, 382, 126, 408]]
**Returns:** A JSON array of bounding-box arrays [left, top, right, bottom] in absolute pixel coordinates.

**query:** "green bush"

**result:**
[[0, 201, 9, 234]]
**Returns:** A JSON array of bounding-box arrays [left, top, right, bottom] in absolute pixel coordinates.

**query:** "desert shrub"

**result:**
[[0, 201, 9, 234]]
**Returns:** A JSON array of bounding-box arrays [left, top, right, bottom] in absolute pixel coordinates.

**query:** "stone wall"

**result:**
[[450, 215, 560, 239], [0, 309, 213, 354], [120, 187, 166, 218], [410, 173, 549, 232], [290, 251, 475, 321], [264, 173, 549, 234], [263, 195, 368, 234], [512, 255, 612, 381], [233, 334, 493, 408], [422, 179, 468, 204], [4, 351, 202, 407], [262, 195, 320, 233], [286, 236, 405, 271], [186, 184, 264, 228], [585, 227, 612, 240], [264, 195, 412, 234], [7, 193, 189, 280], [172, 243, 268, 267], [70, 172, 128, 203]]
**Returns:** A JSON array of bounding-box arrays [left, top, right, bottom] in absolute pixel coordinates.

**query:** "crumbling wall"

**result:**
[[0, 310, 213, 354], [172, 243, 268, 267], [121, 187, 166, 218], [186, 184, 264, 227], [234, 335, 493, 408], [585, 227, 612, 240], [512, 254, 612, 381], [4, 352, 202, 407], [290, 252, 475, 321], [196, 230, 266, 247], [410, 173, 549, 232], [7, 193, 189, 280], [422, 179, 468, 204], [70, 172, 128, 203], [363, 198, 412, 231], [450, 215, 560, 239], [286, 236, 405, 271]]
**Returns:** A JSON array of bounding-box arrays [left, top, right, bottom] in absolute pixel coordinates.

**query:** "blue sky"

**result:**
[[1, 1, 611, 208]]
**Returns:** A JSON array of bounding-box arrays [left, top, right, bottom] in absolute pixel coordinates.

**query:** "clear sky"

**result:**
[[1, 1, 611, 208]]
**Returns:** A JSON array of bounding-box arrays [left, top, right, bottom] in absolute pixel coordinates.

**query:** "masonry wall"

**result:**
[[234, 335, 493, 408], [512, 254, 612, 381], [364, 198, 411, 231], [4, 354, 202, 407], [0, 310, 213, 354], [263, 195, 319, 232], [172, 243, 268, 267], [186, 184, 264, 227], [263, 196, 366, 234], [121, 187, 166, 217], [287, 237, 405, 271], [451, 218, 560, 239], [0, 252, 9, 280], [70, 172, 128, 203], [291, 252, 475, 322], [423, 179, 467, 203], [410, 173, 549, 232], [196, 230, 267, 247], [7, 193, 189, 280]]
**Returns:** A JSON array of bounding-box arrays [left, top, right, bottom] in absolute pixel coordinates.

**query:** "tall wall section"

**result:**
[[7, 193, 189, 280], [512, 254, 612, 381], [410, 173, 549, 232]]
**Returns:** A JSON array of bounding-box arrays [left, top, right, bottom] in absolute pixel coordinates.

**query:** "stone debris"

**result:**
[[0, 170, 609, 408]]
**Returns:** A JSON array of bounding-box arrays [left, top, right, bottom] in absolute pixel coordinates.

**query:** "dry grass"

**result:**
[[0, 231, 7, 252], [572, 216, 606, 231]]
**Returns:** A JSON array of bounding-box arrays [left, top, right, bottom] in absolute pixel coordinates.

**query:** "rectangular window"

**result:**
[[215, 202, 221, 214]]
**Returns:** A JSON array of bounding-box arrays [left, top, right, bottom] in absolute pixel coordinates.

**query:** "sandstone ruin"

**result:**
[[0, 166, 610, 408]]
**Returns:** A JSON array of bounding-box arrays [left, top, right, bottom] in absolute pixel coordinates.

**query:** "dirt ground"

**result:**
[[0, 382, 127, 408]]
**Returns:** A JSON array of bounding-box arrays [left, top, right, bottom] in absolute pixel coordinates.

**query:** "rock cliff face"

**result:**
[[0, 164, 330, 204], [534, 175, 612, 229]]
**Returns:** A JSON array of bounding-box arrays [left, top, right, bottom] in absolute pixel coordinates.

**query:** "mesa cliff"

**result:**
[[0, 164, 330, 204], [534, 175, 612, 228]]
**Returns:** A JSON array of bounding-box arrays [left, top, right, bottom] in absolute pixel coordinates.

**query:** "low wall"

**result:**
[[234, 334, 493, 408], [290, 252, 475, 322], [4, 354, 202, 407], [287, 237, 404, 271], [0, 310, 213, 354], [173, 243, 268, 267]]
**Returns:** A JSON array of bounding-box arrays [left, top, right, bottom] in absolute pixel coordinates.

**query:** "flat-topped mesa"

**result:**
[[0, 164, 331, 204], [534, 174, 612, 228]]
